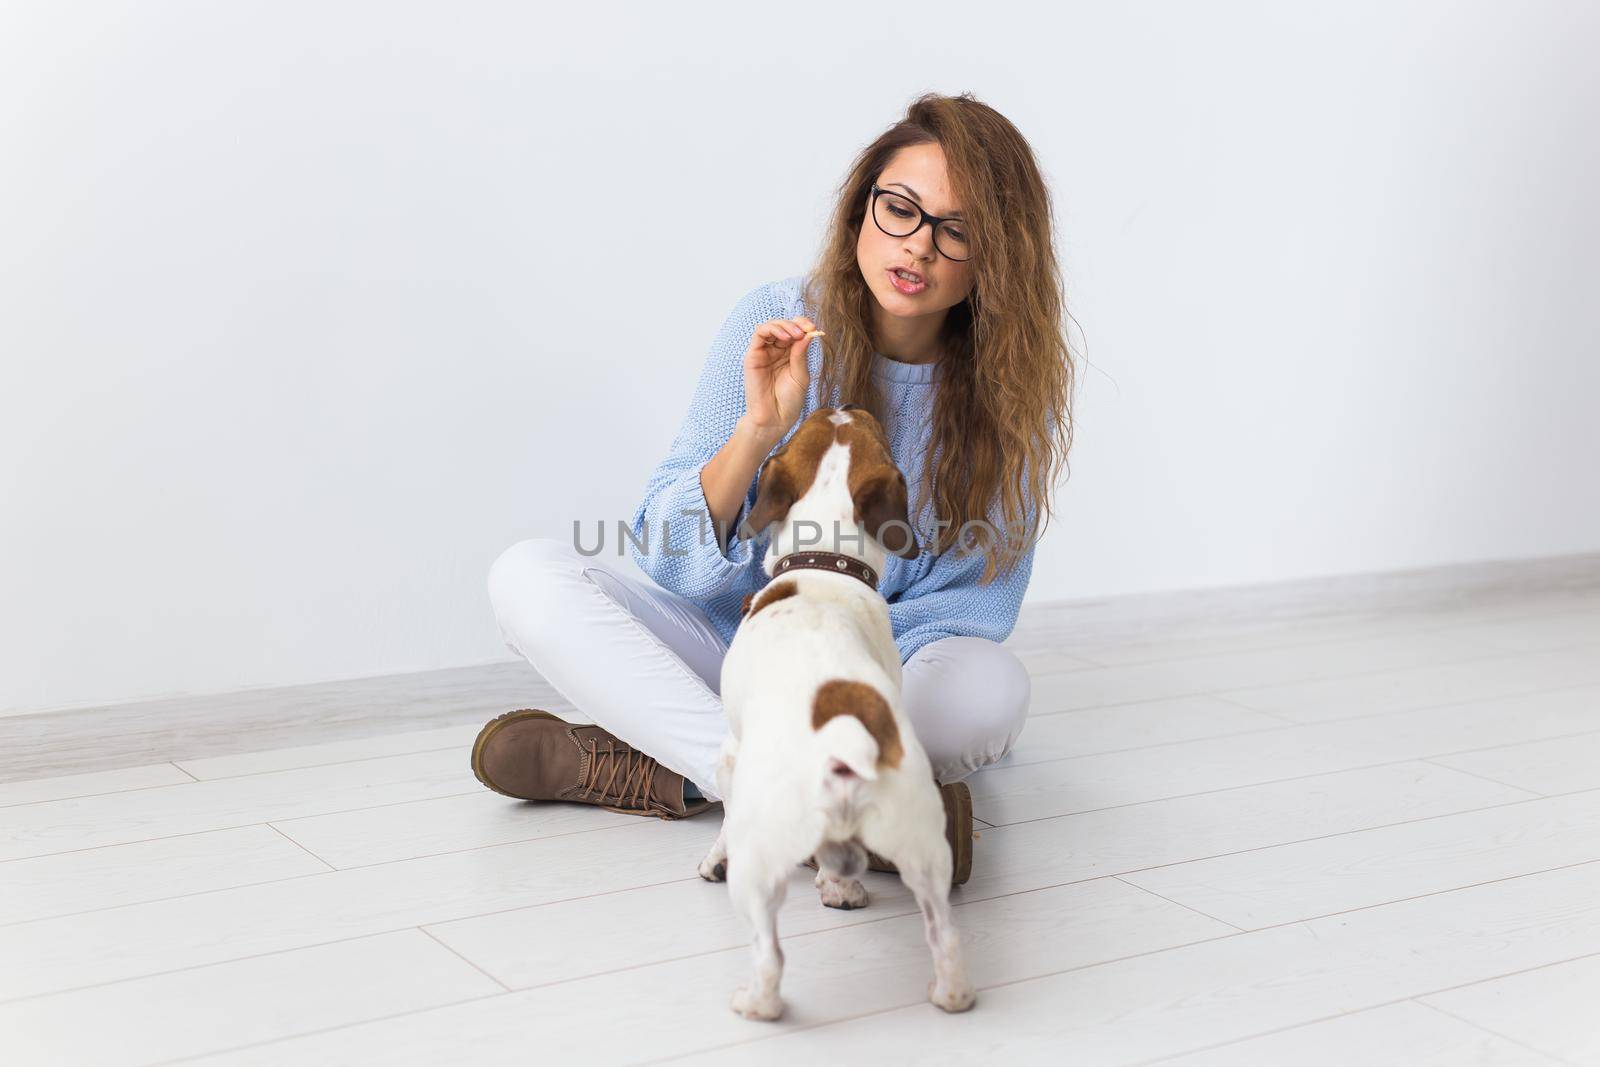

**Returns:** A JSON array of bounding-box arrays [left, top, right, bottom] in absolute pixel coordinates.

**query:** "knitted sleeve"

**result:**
[[888, 533, 1037, 664], [625, 281, 785, 601], [888, 470, 1042, 663]]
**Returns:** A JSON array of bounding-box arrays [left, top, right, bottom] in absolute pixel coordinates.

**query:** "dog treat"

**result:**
[[804, 330, 825, 338]]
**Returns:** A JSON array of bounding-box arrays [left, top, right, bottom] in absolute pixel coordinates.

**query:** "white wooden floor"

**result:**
[[4, 581, 1600, 1065]]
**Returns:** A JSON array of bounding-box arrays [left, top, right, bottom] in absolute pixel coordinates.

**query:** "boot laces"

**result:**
[[577, 736, 658, 811]]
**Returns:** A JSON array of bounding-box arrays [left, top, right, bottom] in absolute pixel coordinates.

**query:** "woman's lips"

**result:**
[[887, 268, 927, 295]]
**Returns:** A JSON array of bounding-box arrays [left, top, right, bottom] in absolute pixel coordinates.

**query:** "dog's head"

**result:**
[[741, 405, 919, 566]]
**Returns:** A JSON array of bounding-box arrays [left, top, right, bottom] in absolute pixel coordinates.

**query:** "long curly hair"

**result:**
[[803, 91, 1077, 584]]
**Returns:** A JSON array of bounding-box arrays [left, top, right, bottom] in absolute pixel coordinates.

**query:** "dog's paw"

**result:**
[[697, 855, 727, 882], [731, 986, 784, 1021], [816, 874, 869, 910], [929, 976, 977, 1013]]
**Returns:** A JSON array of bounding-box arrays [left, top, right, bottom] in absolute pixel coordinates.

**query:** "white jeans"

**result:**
[[486, 538, 1031, 801]]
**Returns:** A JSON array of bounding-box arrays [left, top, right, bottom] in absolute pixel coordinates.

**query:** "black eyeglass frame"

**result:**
[[868, 182, 972, 262]]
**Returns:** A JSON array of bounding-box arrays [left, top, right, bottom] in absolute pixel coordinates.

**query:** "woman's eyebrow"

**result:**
[[886, 182, 964, 219]]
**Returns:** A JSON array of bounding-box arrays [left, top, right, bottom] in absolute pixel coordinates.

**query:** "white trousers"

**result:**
[[486, 538, 1031, 801]]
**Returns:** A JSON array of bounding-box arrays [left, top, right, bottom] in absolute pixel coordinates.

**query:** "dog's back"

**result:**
[[720, 586, 937, 858]]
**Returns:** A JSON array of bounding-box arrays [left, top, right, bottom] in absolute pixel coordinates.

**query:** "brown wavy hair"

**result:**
[[803, 91, 1077, 584]]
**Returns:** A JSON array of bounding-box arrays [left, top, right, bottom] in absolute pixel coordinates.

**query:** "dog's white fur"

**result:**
[[698, 406, 975, 1021]]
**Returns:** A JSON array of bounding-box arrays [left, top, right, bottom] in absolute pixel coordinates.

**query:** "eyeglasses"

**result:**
[[868, 182, 972, 262]]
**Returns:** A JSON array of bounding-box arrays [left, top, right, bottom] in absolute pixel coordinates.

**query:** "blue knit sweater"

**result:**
[[627, 274, 1035, 665]]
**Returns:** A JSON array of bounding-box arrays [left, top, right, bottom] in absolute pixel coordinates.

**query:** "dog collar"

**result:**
[[773, 551, 879, 590]]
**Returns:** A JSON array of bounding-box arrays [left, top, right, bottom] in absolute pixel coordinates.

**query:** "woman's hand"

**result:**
[[742, 316, 820, 446]]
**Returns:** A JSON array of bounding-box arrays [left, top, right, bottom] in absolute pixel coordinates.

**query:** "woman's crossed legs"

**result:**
[[486, 538, 1030, 802]]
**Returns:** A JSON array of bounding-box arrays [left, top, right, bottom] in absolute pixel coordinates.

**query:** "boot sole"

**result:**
[[470, 708, 563, 799], [943, 781, 973, 887]]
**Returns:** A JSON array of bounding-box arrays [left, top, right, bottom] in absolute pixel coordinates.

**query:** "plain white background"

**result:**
[[1, 0, 1595, 714]]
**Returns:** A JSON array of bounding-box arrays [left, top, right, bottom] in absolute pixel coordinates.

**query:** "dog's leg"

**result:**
[[697, 821, 730, 883], [726, 843, 788, 1020], [697, 736, 739, 882], [893, 836, 976, 1013], [813, 839, 869, 910]]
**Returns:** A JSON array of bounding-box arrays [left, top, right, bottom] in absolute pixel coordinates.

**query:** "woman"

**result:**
[[474, 92, 1075, 884]]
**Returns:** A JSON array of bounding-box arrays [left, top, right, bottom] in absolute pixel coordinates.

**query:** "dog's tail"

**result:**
[[815, 713, 882, 783], [811, 679, 905, 792]]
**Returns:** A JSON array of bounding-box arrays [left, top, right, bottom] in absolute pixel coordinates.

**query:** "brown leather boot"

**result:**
[[470, 708, 713, 820], [805, 780, 974, 886]]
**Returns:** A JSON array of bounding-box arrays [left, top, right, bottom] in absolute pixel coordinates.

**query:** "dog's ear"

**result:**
[[852, 467, 918, 558], [742, 454, 796, 541]]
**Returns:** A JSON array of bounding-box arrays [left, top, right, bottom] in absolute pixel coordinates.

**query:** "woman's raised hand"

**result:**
[[742, 316, 821, 445]]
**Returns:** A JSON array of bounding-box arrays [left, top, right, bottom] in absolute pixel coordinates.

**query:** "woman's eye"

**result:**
[[888, 205, 914, 219]]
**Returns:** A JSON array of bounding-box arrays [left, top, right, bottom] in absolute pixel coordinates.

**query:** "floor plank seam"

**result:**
[[974, 755, 1522, 829], [1025, 634, 1589, 684], [1023, 672, 1600, 730], [1100, 790, 1589, 880], [1428, 724, 1600, 763], [1205, 669, 1600, 728], [974, 724, 1600, 826], [0, 777, 205, 811], [1414, 946, 1600, 1004], [263, 822, 338, 871], [144, 989, 512, 1067], [988, 720, 1297, 768], [1408, 998, 1570, 1065], [1235, 856, 1600, 936], [1016, 588, 1600, 648], [324, 816, 653, 872], [0, 821, 664, 930], [1110, 876, 1246, 932], [1254, 675, 1600, 728], [177, 742, 475, 782], [1127, 997, 1425, 1066], [0, 924, 500, 1007], [0, 858, 340, 931], [1204, 695, 1301, 722], [0, 789, 490, 867], [418, 925, 515, 993], [1042, 622, 1519, 670], [1415, 756, 1547, 797]]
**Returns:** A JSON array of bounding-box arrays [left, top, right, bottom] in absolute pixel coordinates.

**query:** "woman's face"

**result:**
[[856, 142, 976, 323]]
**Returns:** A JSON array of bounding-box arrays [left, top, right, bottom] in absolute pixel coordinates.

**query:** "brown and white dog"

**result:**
[[697, 404, 977, 1021]]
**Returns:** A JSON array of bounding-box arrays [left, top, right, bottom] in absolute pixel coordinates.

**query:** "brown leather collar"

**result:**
[[774, 550, 879, 591]]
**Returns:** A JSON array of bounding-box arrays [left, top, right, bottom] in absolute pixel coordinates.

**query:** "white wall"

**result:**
[[2, 0, 1595, 714]]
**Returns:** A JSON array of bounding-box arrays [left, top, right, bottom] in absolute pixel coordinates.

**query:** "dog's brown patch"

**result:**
[[836, 414, 918, 559], [745, 579, 798, 618], [741, 407, 917, 560], [811, 678, 904, 769], [742, 416, 840, 539]]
